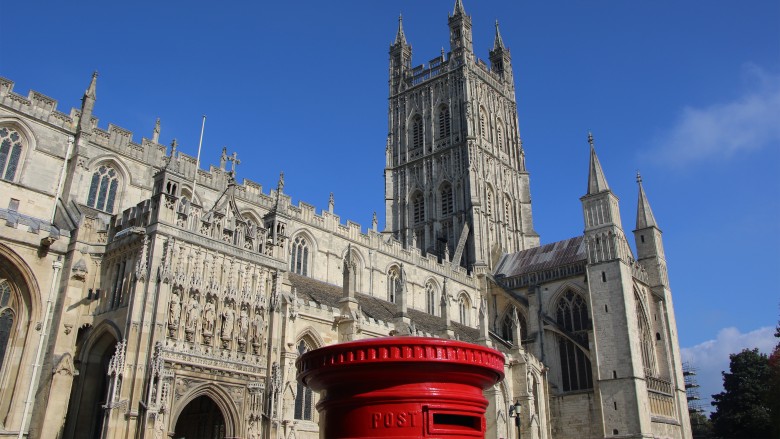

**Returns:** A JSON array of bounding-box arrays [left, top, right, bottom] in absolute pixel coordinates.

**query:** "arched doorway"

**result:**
[[63, 326, 118, 439], [174, 395, 226, 439]]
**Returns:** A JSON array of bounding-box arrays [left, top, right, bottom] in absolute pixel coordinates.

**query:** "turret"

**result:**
[[489, 21, 513, 84], [633, 172, 668, 287], [389, 15, 412, 94], [448, 0, 473, 59]]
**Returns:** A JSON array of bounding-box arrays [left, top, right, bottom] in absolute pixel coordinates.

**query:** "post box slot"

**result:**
[[432, 413, 480, 430]]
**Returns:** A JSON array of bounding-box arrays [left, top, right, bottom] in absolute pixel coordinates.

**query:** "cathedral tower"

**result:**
[[384, 0, 538, 270]]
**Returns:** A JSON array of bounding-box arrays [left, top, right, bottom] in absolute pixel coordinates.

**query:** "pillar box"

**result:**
[[296, 337, 505, 438]]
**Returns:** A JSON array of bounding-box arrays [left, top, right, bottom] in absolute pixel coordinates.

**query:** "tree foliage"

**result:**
[[711, 348, 772, 439], [689, 410, 714, 439], [769, 312, 780, 436]]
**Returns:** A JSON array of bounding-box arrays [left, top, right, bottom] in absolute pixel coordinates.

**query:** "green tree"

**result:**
[[689, 410, 713, 439], [769, 312, 780, 436], [711, 348, 772, 439]]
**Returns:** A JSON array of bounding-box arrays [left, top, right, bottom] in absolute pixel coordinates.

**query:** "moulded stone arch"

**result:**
[[170, 383, 239, 438], [546, 281, 588, 314], [86, 154, 131, 185], [77, 320, 122, 363], [288, 228, 319, 257], [179, 184, 203, 207], [295, 326, 325, 350], [0, 243, 42, 322]]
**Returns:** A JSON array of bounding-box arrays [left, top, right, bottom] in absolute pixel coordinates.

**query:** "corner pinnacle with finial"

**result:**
[[394, 13, 407, 45], [635, 170, 658, 229], [586, 130, 610, 194], [494, 20, 505, 50]]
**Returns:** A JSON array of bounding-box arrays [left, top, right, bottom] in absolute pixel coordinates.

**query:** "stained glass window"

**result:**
[[290, 236, 310, 276], [556, 291, 593, 391], [294, 340, 314, 420]]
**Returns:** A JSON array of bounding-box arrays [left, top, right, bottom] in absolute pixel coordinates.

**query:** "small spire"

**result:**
[[636, 171, 658, 229], [494, 20, 505, 50], [586, 131, 610, 195], [453, 0, 466, 16], [84, 71, 98, 100], [277, 171, 284, 193], [394, 14, 407, 45], [152, 118, 161, 143]]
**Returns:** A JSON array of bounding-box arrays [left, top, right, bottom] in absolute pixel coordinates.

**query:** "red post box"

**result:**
[[296, 337, 505, 438]]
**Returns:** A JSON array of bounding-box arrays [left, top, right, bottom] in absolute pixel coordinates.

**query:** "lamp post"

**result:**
[[509, 399, 522, 439]]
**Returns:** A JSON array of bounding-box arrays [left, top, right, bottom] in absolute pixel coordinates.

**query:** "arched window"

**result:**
[[411, 115, 423, 150], [503, 194, 512, 227], [486, 187, 494, 217], [0, 281, 15, 373], [0, 126, 25, 182], [458, 294, 470, 325], [496, 123, 504, 151], [387, 266, 400, 303], [290, 236, 310, 276], [438, 107, 451, 139], [440, 183, 454, 216], [412, 192, 425, 225], [425, 281, 437, 315], [636, 289, 657, 377], [294, 340, 314, 420], [87, 164, 120, 213], [479, 107, 487, 139], [500, 307, 527, 345], [556, 291, 593, 391]]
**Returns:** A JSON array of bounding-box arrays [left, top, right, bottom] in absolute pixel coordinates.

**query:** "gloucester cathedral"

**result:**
[[0, 1, 691, 438]]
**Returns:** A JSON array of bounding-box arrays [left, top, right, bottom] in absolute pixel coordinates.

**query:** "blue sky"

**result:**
[[2, 0, 778, 410]]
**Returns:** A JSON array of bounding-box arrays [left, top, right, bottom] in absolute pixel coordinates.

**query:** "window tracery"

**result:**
[[458, 294, 470, 325], [438, 106, 451, 139], [87, 164, 120, 213], [0, 127, 25, 182], [290, 236, 310, 276], [425, 281, 437, 315], [294, 339, 314, 420], [556, 290, 593, 391], [387, 266, 400, 303], [411, 115, 423, 150], [440, 183, 454, 216]]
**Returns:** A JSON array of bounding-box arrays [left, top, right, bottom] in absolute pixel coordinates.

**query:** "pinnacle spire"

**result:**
[[586, 132, 610, 195], [493, 20, 505, 50], [635, 172, 658, 229], [394, 14, 407, 45], [453, 0, 466, 16], [84, 71, 98, 100]]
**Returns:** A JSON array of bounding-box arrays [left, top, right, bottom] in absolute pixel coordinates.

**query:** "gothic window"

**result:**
[[503, 195, 512, 227], [556, 290, 593, 392], [412, 192, 425, 225], [290, 236, 310, 276], [87, 164, 120, 213], [496, 123, 504, 151], [458, 294, 470, 325], [425, 281, 437, 315], [0, 127, 24, 182], [440, 182, 454, 216], [0, 281, 15, 373], [438, 106, 451, 139], [387, 266, 400, 303], [479, 107, 487, 139], [294, 340, 314, 420], [500, 307, 527, 345], [486, 187, 494, 217], [411, 115, 423, 150], [636, 290, 657, 377]]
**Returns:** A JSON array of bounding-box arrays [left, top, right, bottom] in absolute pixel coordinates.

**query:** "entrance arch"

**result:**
[[174, 395, 226, 439], [63, 323, 120, 439]]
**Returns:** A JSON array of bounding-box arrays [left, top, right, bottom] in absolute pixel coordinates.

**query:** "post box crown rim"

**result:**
[[296, 336, 505, 376]]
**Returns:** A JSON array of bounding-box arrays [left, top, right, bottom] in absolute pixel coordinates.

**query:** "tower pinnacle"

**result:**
[[394, 14, 407, 45], [586, 132, 610, 195], [453, 0, 466, 16], [636, 172, 658, 229], [494, 20, 505, 50]]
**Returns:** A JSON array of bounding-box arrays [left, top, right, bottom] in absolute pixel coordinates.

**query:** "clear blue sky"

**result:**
[[2, 0, 778, 408]]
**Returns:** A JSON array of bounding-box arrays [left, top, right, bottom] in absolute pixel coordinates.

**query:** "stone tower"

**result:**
[[383, 0, 539, 270], [580, 135, 691, 437]]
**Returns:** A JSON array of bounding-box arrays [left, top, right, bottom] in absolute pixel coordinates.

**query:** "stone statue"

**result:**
[[185, 296, 200, 332], [251, 310, 263, 345], [168, 294, 181, 331], [221, 306, 235, 340], [328, 192, 335, 212], [220, 146, 228, 170], [202, 298, 216, 342], [239, 306, 249, 341]]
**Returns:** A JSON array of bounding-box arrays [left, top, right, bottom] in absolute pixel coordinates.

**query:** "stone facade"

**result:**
[[0, 1, 690, 438]]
